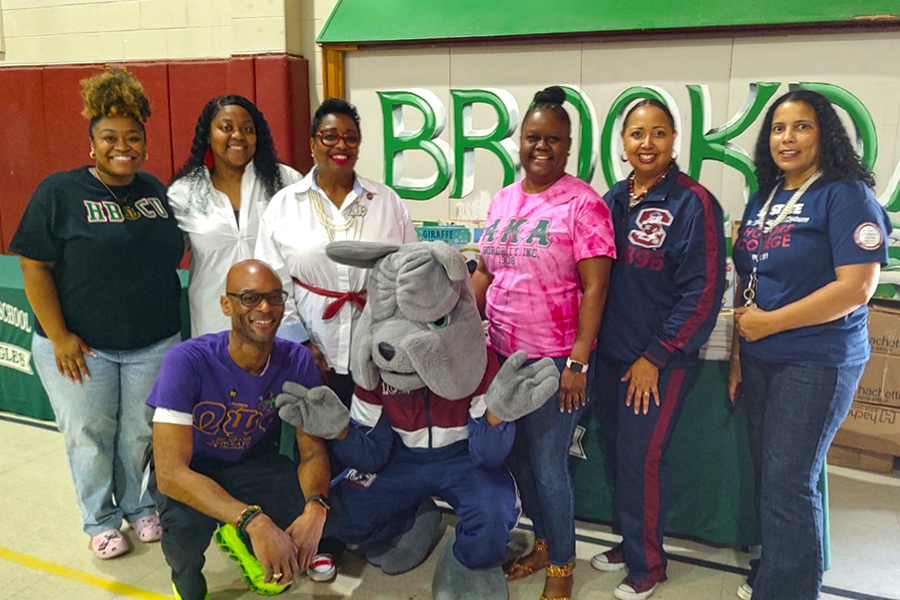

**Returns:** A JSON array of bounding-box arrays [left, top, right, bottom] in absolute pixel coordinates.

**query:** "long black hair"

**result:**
[[754, 90, 875, 197], [172, 95, 284, 198]]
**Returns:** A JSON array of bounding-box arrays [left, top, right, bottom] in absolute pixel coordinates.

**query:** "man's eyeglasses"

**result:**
[[316, 130, 361, 148], [226, 291, 289, 308]]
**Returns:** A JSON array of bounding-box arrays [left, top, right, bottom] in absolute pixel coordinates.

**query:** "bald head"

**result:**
[[226, 259, 281, 293], [221, 260, 286, 344]]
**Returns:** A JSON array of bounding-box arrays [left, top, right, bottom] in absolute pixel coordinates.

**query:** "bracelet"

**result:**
[[235, 504, 262, 534], [730, 354, 740, 361]]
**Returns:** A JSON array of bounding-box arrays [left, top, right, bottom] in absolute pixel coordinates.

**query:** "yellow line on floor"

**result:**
[[0, 546, 170, 600]]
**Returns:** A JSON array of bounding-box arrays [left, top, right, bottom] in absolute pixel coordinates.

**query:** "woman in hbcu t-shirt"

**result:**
[[474, 86, 616, 600], [589, 99, 726, 600], [729, 91, 890, 600], [11, 68, 184, 560]]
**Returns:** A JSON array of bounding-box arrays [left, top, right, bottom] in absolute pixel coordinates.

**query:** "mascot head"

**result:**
[[326, 241, 488, 400]]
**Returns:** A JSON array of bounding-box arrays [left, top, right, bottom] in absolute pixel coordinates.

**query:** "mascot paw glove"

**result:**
[[484, 351, 560, 422], [275, 381, 350, 440]]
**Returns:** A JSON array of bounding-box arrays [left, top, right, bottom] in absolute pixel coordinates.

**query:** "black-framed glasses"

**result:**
[[316, 130, 361, 148], [226, 291, 289, 308]]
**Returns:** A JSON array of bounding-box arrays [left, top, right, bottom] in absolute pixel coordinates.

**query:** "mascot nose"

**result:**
[[378, 342, 396, 361]]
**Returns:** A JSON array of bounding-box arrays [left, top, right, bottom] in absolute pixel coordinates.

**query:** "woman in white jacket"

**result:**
[[169, 95, 302, 338]]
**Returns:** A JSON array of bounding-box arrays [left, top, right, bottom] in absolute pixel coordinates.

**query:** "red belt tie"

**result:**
[[292, 277, 366, 320]]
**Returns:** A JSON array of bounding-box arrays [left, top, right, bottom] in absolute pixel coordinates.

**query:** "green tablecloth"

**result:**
[[0, 254, 190, 420]]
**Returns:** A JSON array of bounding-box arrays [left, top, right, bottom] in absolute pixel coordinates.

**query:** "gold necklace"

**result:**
[[308, 188, 361, 242], [91, 168, 133, 204]]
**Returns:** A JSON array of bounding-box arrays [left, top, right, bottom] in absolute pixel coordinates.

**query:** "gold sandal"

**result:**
[[538, 562, 573, 600], [505, 539, 548, 578]]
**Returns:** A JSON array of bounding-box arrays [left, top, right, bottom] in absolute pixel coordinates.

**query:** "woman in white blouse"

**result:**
[[169, 95, 303, 338], [256, 98, 416, 405]]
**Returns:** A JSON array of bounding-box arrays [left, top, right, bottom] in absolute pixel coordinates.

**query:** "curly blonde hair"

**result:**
[[81, 67, 151, 133]]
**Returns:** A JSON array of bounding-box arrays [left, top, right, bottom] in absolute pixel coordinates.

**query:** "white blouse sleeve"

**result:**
[[255, 190, 309, 343]]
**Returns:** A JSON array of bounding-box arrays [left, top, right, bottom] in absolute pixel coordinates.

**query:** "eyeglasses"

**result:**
[[226, 291, 289, 308], [316, 130, 361, 148]]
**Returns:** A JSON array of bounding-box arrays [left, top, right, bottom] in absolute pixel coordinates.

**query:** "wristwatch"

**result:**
[[566, 357, 589, 374], [306, 494, 331, 512]]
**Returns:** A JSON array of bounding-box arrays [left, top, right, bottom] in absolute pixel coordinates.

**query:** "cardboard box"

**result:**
[[827, 444, 895, 474], [868, 301, 900, 358], [853, 353, 900, 409], [833, 402, 900, 456]]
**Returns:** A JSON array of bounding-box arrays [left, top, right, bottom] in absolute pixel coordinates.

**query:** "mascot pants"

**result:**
[[593, 355, 696, 582], [336, 447, 520, 570]]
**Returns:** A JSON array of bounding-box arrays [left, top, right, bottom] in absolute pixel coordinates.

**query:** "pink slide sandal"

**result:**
[[92, 529, 131, 559], [131, 515, 163, 542]]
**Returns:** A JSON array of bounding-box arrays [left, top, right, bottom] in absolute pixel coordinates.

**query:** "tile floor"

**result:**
[[1, 413, 898, 600]]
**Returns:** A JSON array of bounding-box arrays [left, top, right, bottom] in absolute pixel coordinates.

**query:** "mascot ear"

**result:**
[[327, 241, 401, 269], [349, 310, 380, 391], [428, 241, 468, 282]]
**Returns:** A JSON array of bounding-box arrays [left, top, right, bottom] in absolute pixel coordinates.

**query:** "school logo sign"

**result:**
[[0, 302, 34, 374]]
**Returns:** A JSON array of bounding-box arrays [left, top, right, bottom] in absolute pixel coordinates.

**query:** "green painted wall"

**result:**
[[318, 0, 898, 44]]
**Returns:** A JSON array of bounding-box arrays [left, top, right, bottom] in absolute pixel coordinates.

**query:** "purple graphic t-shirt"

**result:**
[[480, 174, 616, 358], [146, 330, 319, 462]]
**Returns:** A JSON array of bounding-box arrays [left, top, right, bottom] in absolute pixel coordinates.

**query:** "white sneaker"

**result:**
[[736, 581, 752, 599], [307, 553, 337, 582], [613, 579, 659, 600], [590, 547, 627, 572]]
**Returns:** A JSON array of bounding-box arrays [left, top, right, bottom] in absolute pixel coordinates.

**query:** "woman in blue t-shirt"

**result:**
[[11, 68, 184, 559], [729, 90, 890, 600]]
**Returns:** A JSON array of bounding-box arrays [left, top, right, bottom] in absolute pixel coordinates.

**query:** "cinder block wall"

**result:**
[[0, 0, 295, 63]]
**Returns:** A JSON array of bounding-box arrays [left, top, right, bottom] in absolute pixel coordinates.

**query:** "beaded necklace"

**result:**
[[628, 163, 672, 207]]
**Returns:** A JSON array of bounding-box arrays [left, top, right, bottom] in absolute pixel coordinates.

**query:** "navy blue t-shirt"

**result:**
[[733, 179, 891, 367]]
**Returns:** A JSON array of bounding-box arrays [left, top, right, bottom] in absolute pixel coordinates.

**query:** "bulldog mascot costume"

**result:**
[[276, 240, 559, 599]]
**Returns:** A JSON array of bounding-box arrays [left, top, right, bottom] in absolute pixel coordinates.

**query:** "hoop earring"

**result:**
[[620, 151, 628, 162], [671, 149, 679, 161], [90, 149, 96, 159], [144, 152, 149, 161]]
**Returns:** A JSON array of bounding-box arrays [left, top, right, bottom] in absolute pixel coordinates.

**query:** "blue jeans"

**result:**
[[741, 354, 864, 600], [506, 354, 589, 567], [32, 332, 180, 536]]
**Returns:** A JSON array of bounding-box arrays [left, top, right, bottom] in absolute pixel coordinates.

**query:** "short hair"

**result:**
[[522, 86, 571, 134], [311, 97, 361, 136], [81, 67, 151, 138], [753, 90, 875, 197]]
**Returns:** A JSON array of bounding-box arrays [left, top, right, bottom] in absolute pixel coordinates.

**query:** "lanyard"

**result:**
[[743, 171, 821, 307]]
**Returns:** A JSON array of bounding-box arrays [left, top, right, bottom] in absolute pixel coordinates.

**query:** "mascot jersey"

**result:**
[[599, 165, 726, 368], [346, 349, 510, 463]]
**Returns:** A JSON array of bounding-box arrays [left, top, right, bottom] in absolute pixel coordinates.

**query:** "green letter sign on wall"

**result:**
[[561, 85, 600, 183], [450, 89, 520, 198], [379, 89, 451, 200], [600, 86, 682, 190], [687, 82, 780, 199]]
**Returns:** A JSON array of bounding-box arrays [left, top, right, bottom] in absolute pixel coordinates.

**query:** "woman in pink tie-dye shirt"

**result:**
[[474, 86, 616, 600]]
